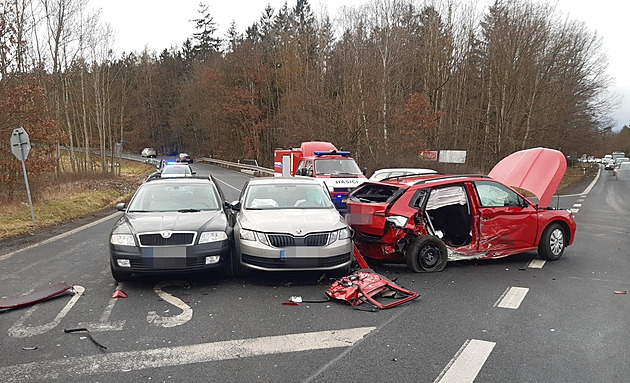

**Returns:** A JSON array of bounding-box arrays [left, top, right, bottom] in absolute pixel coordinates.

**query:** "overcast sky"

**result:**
[[89, 0, 630, 131]]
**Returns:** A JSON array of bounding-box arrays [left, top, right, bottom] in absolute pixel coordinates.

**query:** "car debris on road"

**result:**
[[0, 281, 74, 311]]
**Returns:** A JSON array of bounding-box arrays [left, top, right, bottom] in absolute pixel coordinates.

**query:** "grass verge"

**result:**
[[0, 159, 153, 239]]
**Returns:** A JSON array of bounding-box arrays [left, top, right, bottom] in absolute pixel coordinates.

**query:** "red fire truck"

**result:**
[[274, 142, 367, 212]]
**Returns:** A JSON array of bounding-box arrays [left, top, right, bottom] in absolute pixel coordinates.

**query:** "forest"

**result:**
[[1, 0, 628, 202]]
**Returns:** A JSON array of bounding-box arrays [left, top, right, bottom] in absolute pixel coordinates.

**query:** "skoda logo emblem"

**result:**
[[296, 229, 302, 234], [160, 231, 172, 239]]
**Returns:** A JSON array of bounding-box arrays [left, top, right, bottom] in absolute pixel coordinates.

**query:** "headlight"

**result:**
[[338, 227, 351, 240], [328, 228, 351, 245], [199, 231, 228, 244], [240, 229, 256, 241], [110, 234, 135, 246], [256, 232, 269, 246], [386, 215, 408, 228]]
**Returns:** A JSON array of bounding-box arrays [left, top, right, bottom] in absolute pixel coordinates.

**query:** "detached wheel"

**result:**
[[406, 236, 448, 272], [110, 262, 132, 282], [538, 223, 566, 260]]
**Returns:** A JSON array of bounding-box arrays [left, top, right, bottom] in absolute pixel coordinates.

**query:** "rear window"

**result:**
[[348, 183, 403, 203]]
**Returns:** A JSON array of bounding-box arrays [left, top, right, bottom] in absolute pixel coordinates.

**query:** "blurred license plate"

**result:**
[[143, 247, 186, 258]]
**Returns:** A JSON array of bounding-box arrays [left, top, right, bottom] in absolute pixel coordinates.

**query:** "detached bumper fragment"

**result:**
[[0, 282, 74, 310], [326, 271, 419, 310]]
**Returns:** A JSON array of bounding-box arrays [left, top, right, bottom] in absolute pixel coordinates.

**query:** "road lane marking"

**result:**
[[0, 213, 121, 261], [434, 339, 496, 383], [0, 327, 376, 382], [527, 259, 546, 269], [79, 293, 126, 332], [215, 177, 242, 192], [494, 287, 529, 309], [146, 280, 193, 328], [581, 166, 600, 195], [570, 208, 579, 214], [573, 204, 582, 208], [8, 286, 85, 338]]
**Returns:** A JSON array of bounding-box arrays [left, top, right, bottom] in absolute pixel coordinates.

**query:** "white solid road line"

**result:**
[[0, 213, 121, 261], [215, 177, 242, 192], [494, 287, 529, 309], [527, 259, 546, 269], [0, 327, 376, 382], [434, 339, 496, 383]]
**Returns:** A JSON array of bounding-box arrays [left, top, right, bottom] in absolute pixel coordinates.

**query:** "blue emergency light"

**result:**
[[314, 150, 351, 157]]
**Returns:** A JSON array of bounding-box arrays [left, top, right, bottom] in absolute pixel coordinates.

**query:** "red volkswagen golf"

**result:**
[[346, 148, 577, 272]]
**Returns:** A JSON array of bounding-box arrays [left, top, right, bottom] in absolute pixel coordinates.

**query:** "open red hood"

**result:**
[[488, 147, 567, 208]]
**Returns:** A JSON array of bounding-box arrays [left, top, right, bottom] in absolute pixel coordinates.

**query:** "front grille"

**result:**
[[267, 234, 295, 247], [139, 232, 195, 246], [130, 257, 206, 270], [267, 233, 329, 248], [242, 253, 351, 269]]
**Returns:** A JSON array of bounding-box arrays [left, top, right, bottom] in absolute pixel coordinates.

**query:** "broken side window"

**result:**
[[349, 183, 403, 203]]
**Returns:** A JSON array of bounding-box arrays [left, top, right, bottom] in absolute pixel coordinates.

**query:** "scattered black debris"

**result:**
[[64, 328, 107, 350]]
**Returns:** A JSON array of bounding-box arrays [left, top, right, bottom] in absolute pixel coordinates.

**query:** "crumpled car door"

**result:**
[[473, 180, 538, 256]]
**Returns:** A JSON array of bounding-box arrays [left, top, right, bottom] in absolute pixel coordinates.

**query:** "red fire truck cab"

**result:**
[[274, 142, 367, 212]]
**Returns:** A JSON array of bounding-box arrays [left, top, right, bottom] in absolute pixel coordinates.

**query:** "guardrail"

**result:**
[[196, 157, 274, 177]]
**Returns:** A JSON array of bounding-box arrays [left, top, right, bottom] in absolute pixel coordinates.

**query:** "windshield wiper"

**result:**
[[177, 209, 201, 213], [127, 210, 150, 212]]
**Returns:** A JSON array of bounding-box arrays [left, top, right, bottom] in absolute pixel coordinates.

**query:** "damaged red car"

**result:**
[[346, 148, 576, 272]]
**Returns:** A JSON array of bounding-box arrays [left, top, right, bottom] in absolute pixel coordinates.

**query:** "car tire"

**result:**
[[538, 223, 565, 260], [405, 236, 448, 272], [110, 262, 132, 282]]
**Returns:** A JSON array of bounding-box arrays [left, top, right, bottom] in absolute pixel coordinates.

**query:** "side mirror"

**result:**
[[191, 171, 196, 175], [115, 202, 126, 211], [363, 167, 368, 176], [230, 200, 241, 211]]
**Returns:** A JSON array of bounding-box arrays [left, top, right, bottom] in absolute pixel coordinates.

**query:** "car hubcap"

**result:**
[[420, 245, 439, 268], [550, 228, 564, 256]]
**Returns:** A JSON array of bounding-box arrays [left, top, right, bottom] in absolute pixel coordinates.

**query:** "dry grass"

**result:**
[[0, 158, 154, 239]]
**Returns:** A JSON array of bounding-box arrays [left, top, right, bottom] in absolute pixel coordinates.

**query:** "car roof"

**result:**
[[372, 168, 437, 174], [247, 177, 321, 186]]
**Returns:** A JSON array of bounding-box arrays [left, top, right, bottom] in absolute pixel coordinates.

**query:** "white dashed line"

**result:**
[[0, 327, 375, 382], [434, 339, 496, 383], [573, 204, 582, 208], [570, 208, 579, 214], [527, 259, 546, 269], [494, 287, 529, 309]]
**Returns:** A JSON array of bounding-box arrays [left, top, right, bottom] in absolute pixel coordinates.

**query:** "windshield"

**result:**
[[244, 184, 334, 209], [128, 183, 219, 212], [314, 159, 362, 175], [162, 166, 191, 175]]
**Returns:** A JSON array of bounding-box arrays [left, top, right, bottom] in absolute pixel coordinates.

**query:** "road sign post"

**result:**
[[10, 127, 36, 227]]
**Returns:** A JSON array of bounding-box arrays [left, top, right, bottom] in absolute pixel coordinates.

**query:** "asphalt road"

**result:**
[[0, 162, 628, 383]]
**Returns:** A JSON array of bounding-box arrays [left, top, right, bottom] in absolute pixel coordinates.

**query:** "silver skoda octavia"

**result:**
[[231, 177, 353, 273]]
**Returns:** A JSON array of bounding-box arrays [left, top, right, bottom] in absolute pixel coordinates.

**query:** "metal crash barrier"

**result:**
[[196, 157, 274, 177]]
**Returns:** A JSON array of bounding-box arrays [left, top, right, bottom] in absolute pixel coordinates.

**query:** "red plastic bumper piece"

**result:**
[[326, 271, 419, 310], [0, 282, 74, 310]]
